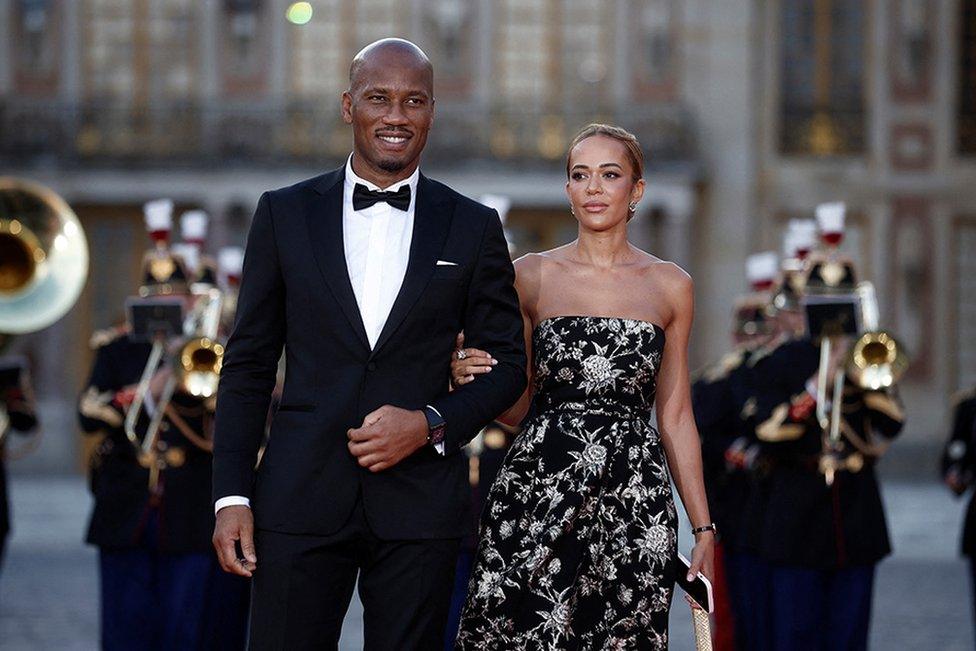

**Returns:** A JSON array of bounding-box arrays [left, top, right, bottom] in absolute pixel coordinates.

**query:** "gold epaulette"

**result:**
[[700, 348, 747, 383], [79, 386, 123, 428], [747, 338, 785, 368], [89, 326, 127, 350], [756, 403, 803, 442], [950, 386, 976, 408]]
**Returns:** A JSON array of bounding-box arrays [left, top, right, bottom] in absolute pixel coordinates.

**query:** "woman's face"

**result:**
[[565, 135, 644, 232]]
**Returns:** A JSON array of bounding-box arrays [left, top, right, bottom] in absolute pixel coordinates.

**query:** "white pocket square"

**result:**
[[436, 260, 458, 266]]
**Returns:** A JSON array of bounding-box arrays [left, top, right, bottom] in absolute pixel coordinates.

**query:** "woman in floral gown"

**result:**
[[452, 124, 714, 649]]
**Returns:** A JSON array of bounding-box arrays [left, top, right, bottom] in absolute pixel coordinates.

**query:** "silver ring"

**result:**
[[455, 349, 467, 360]]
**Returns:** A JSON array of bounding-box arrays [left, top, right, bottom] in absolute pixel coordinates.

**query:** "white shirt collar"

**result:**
[[344, 153, 420, 194]]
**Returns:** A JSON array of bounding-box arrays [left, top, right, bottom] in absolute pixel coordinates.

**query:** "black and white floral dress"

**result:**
[[456, 316, 678, 650]]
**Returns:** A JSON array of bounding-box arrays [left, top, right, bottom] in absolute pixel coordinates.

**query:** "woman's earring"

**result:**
[[628, 202, 638, 213], [570, 205, 576, 216]]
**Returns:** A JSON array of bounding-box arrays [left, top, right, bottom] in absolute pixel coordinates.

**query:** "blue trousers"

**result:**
[[444, 549, 475, 650], [726, 551, 772, 651], [970, 560, 976, 646], [98, 512, 213, 651], [769, 564, 875, 651]]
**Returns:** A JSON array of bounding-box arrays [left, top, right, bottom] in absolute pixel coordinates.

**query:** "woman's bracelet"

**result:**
[[691, 523, 718, 536]]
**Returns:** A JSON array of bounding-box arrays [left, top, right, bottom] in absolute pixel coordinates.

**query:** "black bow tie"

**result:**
[[352, 183, 412, 212]]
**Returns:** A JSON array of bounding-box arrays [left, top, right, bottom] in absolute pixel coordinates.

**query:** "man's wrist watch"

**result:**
[[424, 406, 446, 446]]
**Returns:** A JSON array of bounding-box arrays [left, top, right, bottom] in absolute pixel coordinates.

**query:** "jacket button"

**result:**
[[367, 362, 377, 372]]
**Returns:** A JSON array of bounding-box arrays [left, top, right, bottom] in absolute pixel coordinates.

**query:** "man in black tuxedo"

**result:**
[[211, 39, 527, 649]]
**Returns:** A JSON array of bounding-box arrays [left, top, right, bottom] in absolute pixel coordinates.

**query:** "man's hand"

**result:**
[[347, 405, 428, 472], [945, 468, 969, 496], [213, 505, 257, 577]]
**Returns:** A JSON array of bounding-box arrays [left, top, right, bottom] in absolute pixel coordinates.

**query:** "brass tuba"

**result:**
[[0, 178, 89, 451], [0, 178, 88, 333]]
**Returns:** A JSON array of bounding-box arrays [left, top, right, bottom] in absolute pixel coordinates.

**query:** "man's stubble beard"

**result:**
[[377, 158, 408, 173]]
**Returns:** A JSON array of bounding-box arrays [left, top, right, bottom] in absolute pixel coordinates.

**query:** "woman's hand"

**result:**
[[687, 531, 716, 585], [450, 332, 496, 389]]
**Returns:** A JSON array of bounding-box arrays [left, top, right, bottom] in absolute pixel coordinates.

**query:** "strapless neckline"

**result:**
[[534, 314, 666, 337]]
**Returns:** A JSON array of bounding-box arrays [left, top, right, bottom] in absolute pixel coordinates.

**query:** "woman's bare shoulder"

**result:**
[[631, 248, 692, 288], [514, 245, 575, 275]]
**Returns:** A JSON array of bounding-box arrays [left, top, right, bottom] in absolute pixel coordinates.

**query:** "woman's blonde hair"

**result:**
[[565, 123, 644, 182]]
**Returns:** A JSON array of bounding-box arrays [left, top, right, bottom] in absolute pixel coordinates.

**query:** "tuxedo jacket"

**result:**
[[212, 167, 527, 540]]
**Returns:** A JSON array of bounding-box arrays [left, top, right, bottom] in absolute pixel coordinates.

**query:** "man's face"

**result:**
[[342, 55, 434, 180]]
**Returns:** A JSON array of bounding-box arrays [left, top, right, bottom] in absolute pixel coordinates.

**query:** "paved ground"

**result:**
[[0, 475, 971, 650]]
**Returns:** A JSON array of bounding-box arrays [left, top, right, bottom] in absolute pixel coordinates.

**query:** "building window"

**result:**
[[960, 0, 976, 154], [562, 0, 613, 108], [289, 0, 346, 100], [84, 0, 137, 101], [83, 0, 198, 103], [13, 0, 60, 94], [354, 0, 408, 49], [495, 0, 555, 107], [148, 0, 198, 101], [954, 218, 976, 389], [632, 0, 678, 99], [221, 0, 269, 94], [420, 0, 474, 97], [779, 0, 866, 156]]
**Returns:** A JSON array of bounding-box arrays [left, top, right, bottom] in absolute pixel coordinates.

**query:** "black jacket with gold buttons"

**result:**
[[78, 329, 215, 553]]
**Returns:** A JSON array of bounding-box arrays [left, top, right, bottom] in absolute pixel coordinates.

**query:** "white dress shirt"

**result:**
[[342, 154, 418, 347], [215, 155, 439, 515]]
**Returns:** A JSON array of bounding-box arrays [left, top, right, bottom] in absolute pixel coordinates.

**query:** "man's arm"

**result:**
[[212, 192, 285, 503], [430, 210, 527, 454]]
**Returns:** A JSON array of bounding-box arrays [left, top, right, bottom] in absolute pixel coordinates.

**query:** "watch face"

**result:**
[[429, 424, 446, 445]]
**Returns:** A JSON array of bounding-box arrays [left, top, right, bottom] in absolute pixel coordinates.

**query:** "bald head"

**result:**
[[341, 38, 435, 186], [349, 38, 433, 93]]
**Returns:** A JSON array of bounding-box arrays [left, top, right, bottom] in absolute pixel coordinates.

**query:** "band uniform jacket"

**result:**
[[692, 345, 760, 551], [942, 387, 976, 556], [0, 383, 38, 542], [78, 329, 216, 553], [212, 168, 527, 540], [752, 338, 905, 569]]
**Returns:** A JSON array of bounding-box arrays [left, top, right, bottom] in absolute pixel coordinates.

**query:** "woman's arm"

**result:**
[[495, 300, 534, 426], [654, 264, 715, 581]]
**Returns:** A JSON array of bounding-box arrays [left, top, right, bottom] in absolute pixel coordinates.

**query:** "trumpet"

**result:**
[[124, 288, 224, 479]]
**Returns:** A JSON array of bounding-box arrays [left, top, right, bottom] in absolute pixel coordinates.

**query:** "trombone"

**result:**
[[816, 282, 909, 485], [124, 288, 224, 486]]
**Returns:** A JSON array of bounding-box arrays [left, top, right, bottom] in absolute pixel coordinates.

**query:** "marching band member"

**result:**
[[693, 251, 778, 650], [0, 356, 38, 573], [77, 200, 224, 650], [752, 205, 905, 651], [942, 385, 976, 639]]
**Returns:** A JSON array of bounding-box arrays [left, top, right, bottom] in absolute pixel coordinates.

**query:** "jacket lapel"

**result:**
[[305, 168, 370, 351], [370, 174, 454, 357]]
